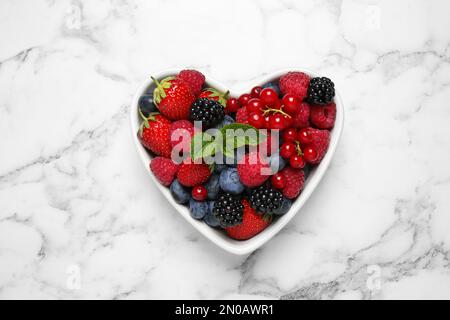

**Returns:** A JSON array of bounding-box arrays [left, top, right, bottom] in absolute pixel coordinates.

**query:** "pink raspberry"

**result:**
[[236, 106, 249, 124], [177, 70, 205, 96], [310, 102, 336, 129], [280, 167, 305, 199], [237, 151, 270, 187], [292, 102, 310, 129], [279, 72, 310, 100], [150, 157, 179, 186]]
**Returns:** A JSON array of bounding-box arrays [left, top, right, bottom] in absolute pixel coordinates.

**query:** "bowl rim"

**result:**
[[130, 68, 344, 255]]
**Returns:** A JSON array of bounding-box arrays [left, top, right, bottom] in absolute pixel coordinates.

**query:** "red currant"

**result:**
[[192, 185, 208, 201], [289, 154, 305, 169], [269, 113, 286, 130], [226, 97, 240, 113], [271, 172, 286, 189], [298, 128, 313, 145], [247, 98, 264, 114], [248, 112, 265, 129], [250, 86, 263, 98], [303, 147, 318, 163], [282, 94, 301, 115], [259, 88, 279, 106], [272, 99, 282, 110], [282, 128, 297, 142], [280, 142, 296, 159], [238, 93, 251, 106], [283, 114, 293, 129], [264, 115, 271, 128]]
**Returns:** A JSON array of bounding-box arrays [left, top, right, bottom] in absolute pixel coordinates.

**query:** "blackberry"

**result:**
[[306, 77, 335, 105], [213, 192, 244, 227], [189, 98, 225, 129], [248, 184, 283, 215]]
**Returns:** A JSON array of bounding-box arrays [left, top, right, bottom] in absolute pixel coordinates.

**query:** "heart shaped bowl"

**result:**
[[130, 68, 344, 255]]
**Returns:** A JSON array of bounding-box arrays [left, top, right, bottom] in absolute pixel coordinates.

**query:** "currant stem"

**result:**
[[263, 106, 292, 118]]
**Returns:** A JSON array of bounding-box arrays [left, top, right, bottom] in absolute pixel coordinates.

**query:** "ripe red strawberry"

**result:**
[[310, 102, 336, 129], [169, 120, 195, 149], [138, 113, 172, 158], [150, 157, 179, 186], [279, 72, 310, 100], [236, 106, 249, 124], [198, 88, 229, 107], [177, 70, 205, 96], [226, 200, 271, 240], [152, 76, 195, 120], [304, 128, 330, 165], [237, 151, 270, 187], [292, 102, 310, 129], [177, 162, 212, 187], [280, 167, 305, 199]]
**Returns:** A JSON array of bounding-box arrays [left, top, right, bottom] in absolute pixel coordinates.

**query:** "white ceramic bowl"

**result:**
[[130, 68, 344, 255]]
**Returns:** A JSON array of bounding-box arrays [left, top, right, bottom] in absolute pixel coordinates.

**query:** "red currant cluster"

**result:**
[[227, 87, 300, 130], [226, 86, 321, 173]]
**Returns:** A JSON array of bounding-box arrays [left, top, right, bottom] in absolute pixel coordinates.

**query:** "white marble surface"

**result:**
[[1, 0, 450, 300]]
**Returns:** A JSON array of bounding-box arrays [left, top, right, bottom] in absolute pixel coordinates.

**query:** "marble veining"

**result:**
[[1, 0, 450, 299]]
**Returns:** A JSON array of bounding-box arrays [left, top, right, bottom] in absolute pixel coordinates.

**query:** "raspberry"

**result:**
[[150, 157, 179, 186], [280, 167, 305, 199], [306, 128, 330, 165], [292, 102, 310, 129], [237, 151, 270, 188], [279, 72, 310, 100], [310, 102, 336, 129], [235, 106, 249, 124], [177, 70, 205, 96], [177, 162, 212, 187]]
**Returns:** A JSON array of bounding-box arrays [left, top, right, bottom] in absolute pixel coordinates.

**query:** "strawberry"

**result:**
[[310, 102, 336, 129], [150, 157, 179, 186], [226, 200, 271, 240], [280, 167, 305, 199], [176, 70, 205, 96], [237, 151, 270, 187], [169, 120, 195, 149], [138, 112, 172, 158], [152, 76, 195, 120], [177, 162, 212, 187], [302, 128, 330, 165], [235, 106, 249, 124], [198, 88, 229, 107]]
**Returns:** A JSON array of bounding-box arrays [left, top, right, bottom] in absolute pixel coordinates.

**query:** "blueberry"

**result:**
[[214, 164, 227, 173], [262, 82, 280, 96], [216, 115, 235, 129], [269, 151, 287, 174], [222, 148, 245, 167], [139, 93, 157, 117], [170, 179, 190, 204], [205, 175, 220, 200], [189, 198, 208, 219], [272, 197, 292, 215], [219, 167, 244, 195], [204, 201, 220, 227]]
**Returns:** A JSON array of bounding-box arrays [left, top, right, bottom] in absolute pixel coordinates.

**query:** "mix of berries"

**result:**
[[138, 69, 337, 241]]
